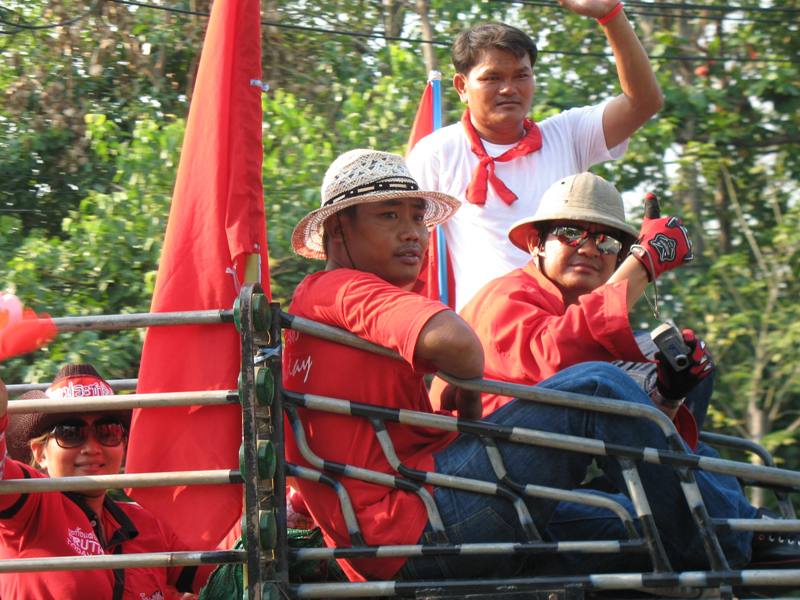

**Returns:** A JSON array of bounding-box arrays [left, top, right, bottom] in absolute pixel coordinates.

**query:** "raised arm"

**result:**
[[606, 254, 650, 307], [559, 0, 663, 149], [415, 311, 484, 419]]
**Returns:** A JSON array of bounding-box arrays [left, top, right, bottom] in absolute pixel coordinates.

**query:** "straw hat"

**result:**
[[507, 172, 638, 252], [292, 149, 460, 259], [6, 364, 131, 463]]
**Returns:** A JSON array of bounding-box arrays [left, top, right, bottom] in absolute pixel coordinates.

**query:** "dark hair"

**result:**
[[321, 204, 359, 257], [452, 23, 538, 75]]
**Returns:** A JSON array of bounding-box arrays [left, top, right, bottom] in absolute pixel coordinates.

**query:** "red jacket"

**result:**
[[431, 263, 697, 448]]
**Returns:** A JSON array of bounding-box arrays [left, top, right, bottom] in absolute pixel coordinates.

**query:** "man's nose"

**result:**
[[399, 217, 422, 240], [498, 79, 514, 94], [577, 236, 601, 257]]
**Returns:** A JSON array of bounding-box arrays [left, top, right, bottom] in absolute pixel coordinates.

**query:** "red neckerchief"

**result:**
[[461, 108, 542, 206]]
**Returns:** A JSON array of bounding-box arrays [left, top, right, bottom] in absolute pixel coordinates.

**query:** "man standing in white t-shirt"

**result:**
[[407, 1, 663, 310]]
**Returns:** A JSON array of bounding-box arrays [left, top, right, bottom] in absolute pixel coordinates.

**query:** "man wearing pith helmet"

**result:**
[[430, 172, 787, 571], [283, 152, 773, 581], [436, 172, 705, 431]]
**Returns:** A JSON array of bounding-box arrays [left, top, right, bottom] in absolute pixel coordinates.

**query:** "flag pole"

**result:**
[[429, 70, 449, 307]]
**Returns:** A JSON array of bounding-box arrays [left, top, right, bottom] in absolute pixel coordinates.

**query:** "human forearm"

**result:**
[[415, 311, 484, 379], [599, 8, 663, 147], [607, 255, 650, 307], [605, 11, 663, 110]]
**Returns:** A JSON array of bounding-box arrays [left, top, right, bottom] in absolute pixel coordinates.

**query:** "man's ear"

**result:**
[[323, 215, 344, 242], [453, 73, 468, 103], [527, 231, 544, 257]]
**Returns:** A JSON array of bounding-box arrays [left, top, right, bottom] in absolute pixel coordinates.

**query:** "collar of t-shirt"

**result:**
[[65, 493, 138, 600], [523, 262, 563, 301], [64, 492, 139, 549]]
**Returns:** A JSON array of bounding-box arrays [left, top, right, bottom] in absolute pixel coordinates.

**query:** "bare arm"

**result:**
[[559, 0, 663, 149], [606, 254, 650, 309], [415, 311, 484, 419]]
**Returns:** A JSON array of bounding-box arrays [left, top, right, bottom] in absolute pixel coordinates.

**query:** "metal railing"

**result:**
[[3, 285, 800, 600], [2, 284, 282, 600]]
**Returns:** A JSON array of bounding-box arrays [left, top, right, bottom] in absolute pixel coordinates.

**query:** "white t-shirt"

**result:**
[[407, 101, 627, 310]]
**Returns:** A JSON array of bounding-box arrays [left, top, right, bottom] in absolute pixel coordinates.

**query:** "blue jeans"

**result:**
[[399, 362, 755, 579]]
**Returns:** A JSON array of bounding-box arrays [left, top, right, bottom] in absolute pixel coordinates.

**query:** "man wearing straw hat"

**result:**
[[407, 5, 663, 310], [0, 364, 211, 598], [284, 149, 791, 582], [437, 172, 797, 570]]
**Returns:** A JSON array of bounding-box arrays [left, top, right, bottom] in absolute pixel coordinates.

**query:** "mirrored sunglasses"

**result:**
[[551, 225, 623, 256], [49, 419, 127, 449]]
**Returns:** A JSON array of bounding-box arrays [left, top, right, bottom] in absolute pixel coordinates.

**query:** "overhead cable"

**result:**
[[6, 0, 794, 65], [0, 1, 99, 34]]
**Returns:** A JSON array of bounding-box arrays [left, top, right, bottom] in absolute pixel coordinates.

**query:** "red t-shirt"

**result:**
[[431, 263, 697, 447], [0, 415, 210, 599], [283, 269, 453, 581]]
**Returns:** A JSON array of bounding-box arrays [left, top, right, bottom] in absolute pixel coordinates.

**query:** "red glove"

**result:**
[[631, 216, 693, 280], [656, 329, 714, 400]]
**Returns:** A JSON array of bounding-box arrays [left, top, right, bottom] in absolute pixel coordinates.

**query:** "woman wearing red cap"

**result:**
[[0, 364, 210, 599]]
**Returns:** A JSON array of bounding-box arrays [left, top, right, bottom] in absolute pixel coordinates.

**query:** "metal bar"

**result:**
[[269, 300, 290, 588], [438, 372, 678, 439], [8, 379, 138, 395], [286, 390, 800, 491], [291, 570, 800, 598], [292, 540, 647, 561], [701, 431, 796, 518], [7, 390, 238, 413], [0, 469, 246, 494], [278, 313, 684, 442], [480, 439, 638, 539], [715, 518, 800, 532], [288, 464, 365, 545], [238, 285, 264, 600], [674, 462, 730, 571], [52, 309, 234, 332], [280, 311, 401, 360], [618, 457, 671, 571], [701, 431, 778, 467], [370, 421, 449, 540], [0, 550, 245, 574]]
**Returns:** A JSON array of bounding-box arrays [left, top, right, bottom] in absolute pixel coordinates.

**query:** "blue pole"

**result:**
[[429, 71, 449, 307]]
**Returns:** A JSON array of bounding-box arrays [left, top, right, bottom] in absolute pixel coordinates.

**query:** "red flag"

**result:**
[[407, 81, 434, 151], [406, 81, 456, 309], [125, 0, 269, 550], [0, 294, 56, 361]]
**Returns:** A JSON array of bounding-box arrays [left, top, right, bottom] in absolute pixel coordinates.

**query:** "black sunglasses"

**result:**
[[550, 225, 623, 256], [48, 418, 127, 449]]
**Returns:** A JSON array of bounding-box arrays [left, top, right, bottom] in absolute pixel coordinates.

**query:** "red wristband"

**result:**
[[0, 413, 8, 432], [597, 2, 624, 26]]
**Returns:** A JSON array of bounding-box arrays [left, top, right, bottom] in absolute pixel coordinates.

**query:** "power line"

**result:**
[[106, 0, 794, 65], [503, 0, 800, 15], [2, 0, 793, 64], [0, 1, 99, 34], [496, 0, 793, 25], [623, 0, 800, 15]]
